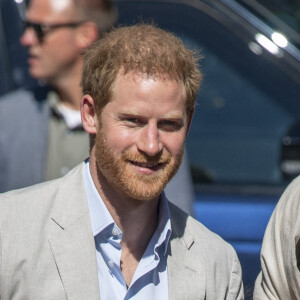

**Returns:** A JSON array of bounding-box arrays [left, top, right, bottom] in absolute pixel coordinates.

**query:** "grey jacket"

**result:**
[[254, 175, 300, 300], [0, 163, 244, 299], [0, 88, 50, 191]]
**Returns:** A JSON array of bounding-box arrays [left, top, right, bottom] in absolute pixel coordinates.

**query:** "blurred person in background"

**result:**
[[0, 0, 116, 188], [0, 0, 194, 214]]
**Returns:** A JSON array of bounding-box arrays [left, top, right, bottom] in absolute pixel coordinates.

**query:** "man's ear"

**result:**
[[186, 107, 195, 137], [76, 22, 98, 49], [81, 94, 98, 134]]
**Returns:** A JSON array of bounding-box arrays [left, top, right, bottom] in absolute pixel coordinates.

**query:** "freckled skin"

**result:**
[[94, 72, 189, 202]]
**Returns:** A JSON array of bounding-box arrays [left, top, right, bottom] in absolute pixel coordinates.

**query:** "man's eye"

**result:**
[[159, 120, 183, 131], [124, 118, 144, 126], [127, 118, 139, 123]]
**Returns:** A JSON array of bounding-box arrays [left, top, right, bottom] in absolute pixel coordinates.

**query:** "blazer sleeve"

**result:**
[[227, 249, 244, 300], [254, 176, 300, 300], [0, 231, 2, 299]]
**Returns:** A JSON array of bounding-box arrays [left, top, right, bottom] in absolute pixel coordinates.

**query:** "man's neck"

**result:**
[[48, 61, 83, 111], [118, 203, 158, 287]]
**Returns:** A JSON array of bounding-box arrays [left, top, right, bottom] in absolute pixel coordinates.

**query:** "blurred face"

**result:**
[[20, 0, 83, 82], [94, 72, 189, 201]]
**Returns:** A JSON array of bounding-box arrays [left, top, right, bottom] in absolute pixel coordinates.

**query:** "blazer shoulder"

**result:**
[[0, 163, 85, 224], [168, 201, 244, 299], [0, 178, 61, 225], [0, 182, 60, 262], [253, 175, 300, 299], [269, 174, 300, 231], [169, 201, 237, 257]]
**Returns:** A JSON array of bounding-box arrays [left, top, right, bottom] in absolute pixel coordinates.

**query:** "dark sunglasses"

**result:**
[[22, 20, 85, 41]]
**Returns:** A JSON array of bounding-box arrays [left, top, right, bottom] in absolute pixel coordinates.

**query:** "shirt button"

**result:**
[[108, 260, 114, 268], [112, 228, 118, 236]]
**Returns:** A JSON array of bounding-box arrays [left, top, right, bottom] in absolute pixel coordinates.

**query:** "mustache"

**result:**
[[122, 150, 171, 165]]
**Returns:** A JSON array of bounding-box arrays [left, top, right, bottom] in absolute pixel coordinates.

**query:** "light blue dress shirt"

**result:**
[[84, 160, 172, 300]]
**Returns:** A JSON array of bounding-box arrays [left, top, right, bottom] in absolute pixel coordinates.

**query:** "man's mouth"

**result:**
[[28, 54, 39, 64], [128, 160, 165, 171]]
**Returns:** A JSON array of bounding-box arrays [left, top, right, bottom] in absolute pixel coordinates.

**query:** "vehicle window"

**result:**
[[187, 40, 293, 186], [244, 0, 300, 33], [116, 1, 300, 189], [236, 0, 300, 46]]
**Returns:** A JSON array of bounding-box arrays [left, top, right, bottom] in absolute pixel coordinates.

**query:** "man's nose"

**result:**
[[20, 28, 38, 47], [137, 124, 163, 156]]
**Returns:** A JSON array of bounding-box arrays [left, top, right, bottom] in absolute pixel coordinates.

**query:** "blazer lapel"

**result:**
[[48, 164, 100, 300], [167, 203, 206, 300]]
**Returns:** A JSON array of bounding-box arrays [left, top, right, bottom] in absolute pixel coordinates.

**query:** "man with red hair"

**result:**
[[0, 24, 244, 299]]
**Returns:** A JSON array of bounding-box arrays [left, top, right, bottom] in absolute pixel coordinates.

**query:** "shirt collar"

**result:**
[[153, 192, 172, 256], [84, 159, 172, 254], [48, 91, 83, 130], [84, 159, 115, 236]]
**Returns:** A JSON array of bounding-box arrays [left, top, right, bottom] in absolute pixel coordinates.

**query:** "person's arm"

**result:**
[[0, 231, 2, 299], [226, 248, 244, 300], [254, 176, 300, 300]]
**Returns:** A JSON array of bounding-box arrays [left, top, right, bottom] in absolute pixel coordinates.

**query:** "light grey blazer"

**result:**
[[0, 163, 243, 299], [254, 175, 300, 300]]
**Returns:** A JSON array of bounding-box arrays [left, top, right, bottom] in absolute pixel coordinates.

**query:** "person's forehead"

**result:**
[[110, 71, 185, 107], [50, 0, 74, 13], [114, 71, 180, 86], [113, 71, 185, 96], [26, 0, 76, 21]]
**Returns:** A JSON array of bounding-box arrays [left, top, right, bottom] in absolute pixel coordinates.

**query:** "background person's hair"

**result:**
[[73, 0, 117, 33], [25, 0, 117, 33], [81, 23, 202, 117]]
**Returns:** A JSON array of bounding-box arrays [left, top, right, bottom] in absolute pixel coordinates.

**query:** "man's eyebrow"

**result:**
[[118, 110, 140, 116], [117, 109, 184, 118]]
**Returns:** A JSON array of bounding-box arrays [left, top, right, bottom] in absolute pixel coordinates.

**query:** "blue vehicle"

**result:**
[[1, 0, 300, 297]]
